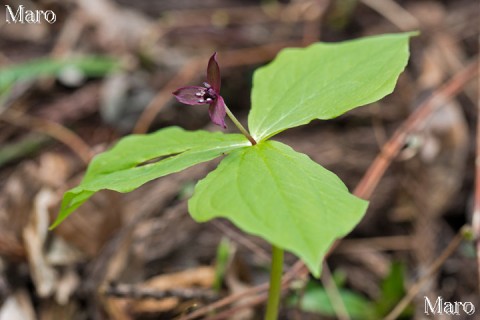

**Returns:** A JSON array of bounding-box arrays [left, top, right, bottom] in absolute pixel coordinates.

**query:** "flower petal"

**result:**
[[207, 52, 221, 93], [209, 96, 227, 128], [173, 86, 208, 105]]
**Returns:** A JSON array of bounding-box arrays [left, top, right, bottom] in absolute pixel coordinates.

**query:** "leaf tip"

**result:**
[[48, 218, 62, 230], [407, 30, 421, 37]]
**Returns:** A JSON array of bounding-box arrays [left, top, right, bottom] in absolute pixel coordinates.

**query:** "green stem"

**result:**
[[265, 245, 284, 320], [225, 106, 257, 145]]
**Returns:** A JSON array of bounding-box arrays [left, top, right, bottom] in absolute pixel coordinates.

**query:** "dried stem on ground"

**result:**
[[133, 58, 203, 134], [0, 109, 93, 164], [473, 63, 480, 289], [177, 255, 306, 320], [336, 235, 413, 253], [354, 59, 479, 199], [102, 282, 217, 301], [384, 227, 469, 320], [211, 220, 271, 264], [321, 263, 350, 320], [360, 0, 419, 31], [200, 292, 268, 320]]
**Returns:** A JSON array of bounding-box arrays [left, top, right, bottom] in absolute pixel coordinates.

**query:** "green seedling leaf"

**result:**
[[289, 281, 375, 319], [50, 127, 249, 229], [248, 32, 415, 141], [213, 238, 234, 292], [332, 268, 348, 287], [189, 141, 368, 276], [0, 56, 118, 95], [0, 134, 50, 167], [375, 261, 412, 318]]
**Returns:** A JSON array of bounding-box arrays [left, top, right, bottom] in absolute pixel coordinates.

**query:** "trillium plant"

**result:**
[[52, 33, 413, 319]]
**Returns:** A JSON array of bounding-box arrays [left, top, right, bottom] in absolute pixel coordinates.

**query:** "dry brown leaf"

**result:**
[[129, 266, 215, 314], [23, 189, 58, 298], [142, 266, 215, 290], [75, 0, 153, 49], [0, 289, 36, 320], [54, 268, 80, 305]]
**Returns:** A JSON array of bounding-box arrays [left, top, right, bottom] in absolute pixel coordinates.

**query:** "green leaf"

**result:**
[[0, 56, 118, 95], [50, 127, 249, 229], [289, 281, 375, 319], [213, 238, 234, 292], [189, 140, 368, 276], [248, 32, 415, 141], [375, 261, 411, 318]]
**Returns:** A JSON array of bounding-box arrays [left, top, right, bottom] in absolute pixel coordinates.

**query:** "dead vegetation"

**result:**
[[0, 0, 478, 319]]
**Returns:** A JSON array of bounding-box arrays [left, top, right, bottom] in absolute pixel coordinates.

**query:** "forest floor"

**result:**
[[0, 0, 478, 319]]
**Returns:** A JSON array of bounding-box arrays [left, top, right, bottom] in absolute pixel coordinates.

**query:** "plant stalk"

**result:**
[[265, 245, 284, 320], [225, 106, 257, 145]]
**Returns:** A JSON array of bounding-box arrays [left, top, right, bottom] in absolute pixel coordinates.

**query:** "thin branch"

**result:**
[[335, 235, 413, 253], [474, 59, 480, 290], [321, 262, 350, 320], [102, 282, 217, 301], [178, 254, 307, 320], [201, 292, 268, 320], [189, 267, 304, 320], [133, 58, 203, 134], [211, 220, 271, 264], [178, 283, 269, 320], [301, 0, 330, 45], [360, 0, 419, 31], [354, 59, 479, 199], [384, 227, 470, 320]]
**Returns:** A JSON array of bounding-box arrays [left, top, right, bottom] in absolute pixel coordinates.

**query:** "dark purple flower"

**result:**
[[173, 53, 227, 128]]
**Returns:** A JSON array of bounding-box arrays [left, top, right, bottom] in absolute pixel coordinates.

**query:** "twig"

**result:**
[[359, 0, 419, 31], [197, 266, 304, 320], [133, 58, 203, 134], [335, 235, 413, 253], [354, 59, 479, 199], [384, 226, 470, 320], [321, 262, 350, 320], [154, 2, 329, 37], [178, 283, 269, 320], [293, 274, 307, 320], [102, 282, 217, 302], [203, 292, 268, 320], [0, 109, 93, 164], [474, 59, 480, 290], [50, 11, 86, 58], [301, 0, 329, 45], [178, 261, 306, 320], [211, 220, 271, 264]]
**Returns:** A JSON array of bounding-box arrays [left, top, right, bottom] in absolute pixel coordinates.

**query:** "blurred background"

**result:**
[[0, 0, 478, 319]]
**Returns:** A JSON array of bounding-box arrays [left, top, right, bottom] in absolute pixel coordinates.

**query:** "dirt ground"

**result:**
[[0, 0, 478, 319]]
